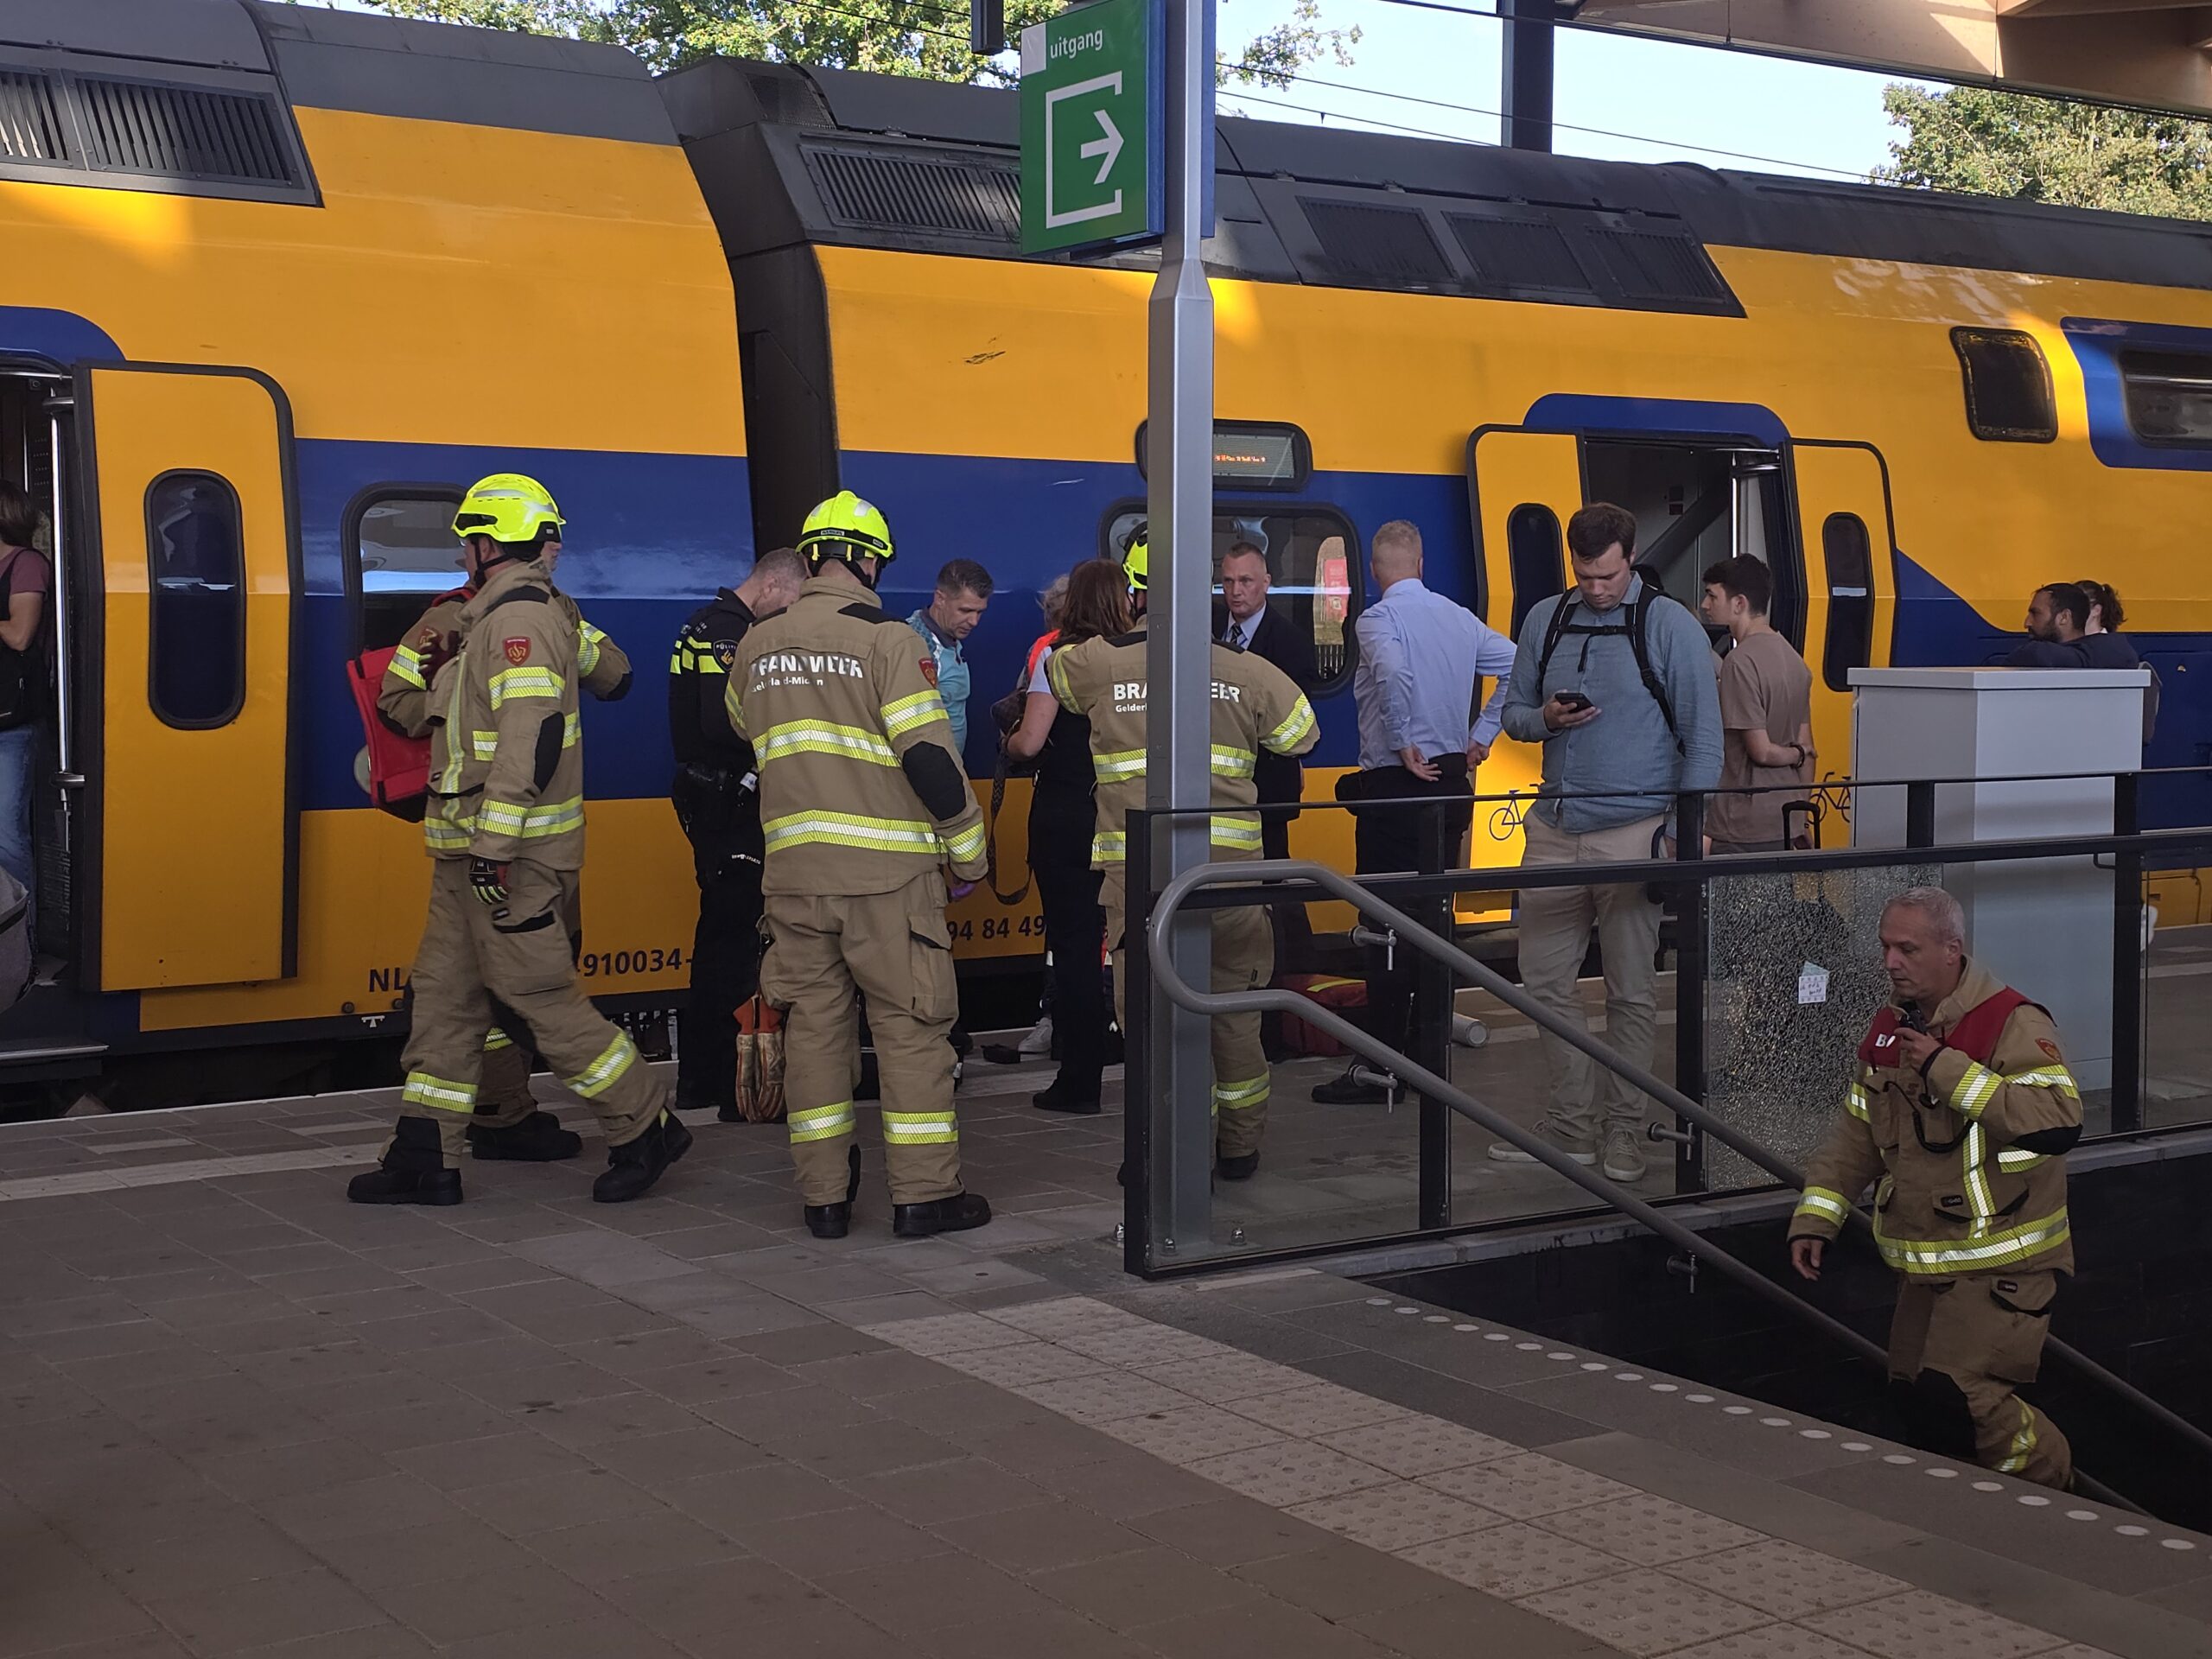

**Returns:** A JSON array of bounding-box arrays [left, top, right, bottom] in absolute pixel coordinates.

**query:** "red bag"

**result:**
[[1279, 974, 1367, 1058], [347, 648, 432, 822]]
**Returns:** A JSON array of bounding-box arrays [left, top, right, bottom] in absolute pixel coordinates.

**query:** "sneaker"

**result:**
[[1486, 1125, 1599, 1167], [1311, 1066, 1396, 1106], [1018, 1015, 1055, 1058], [1602, 1125, 1649, 1184]]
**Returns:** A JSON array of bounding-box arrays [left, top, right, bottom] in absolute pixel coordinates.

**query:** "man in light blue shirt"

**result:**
[[1314, 519, 1518, 1106], [1488, 501, 1721, 1185], [906, 558, 992, 761]]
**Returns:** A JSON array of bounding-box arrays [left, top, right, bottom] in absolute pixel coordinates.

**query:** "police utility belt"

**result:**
[[671, 760, 759, 841]]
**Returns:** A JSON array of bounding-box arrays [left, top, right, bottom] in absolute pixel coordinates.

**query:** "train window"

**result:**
[[350, 488, 464, 652], [146, 470, 245, 728], [1821, 512, 1873, 693], [1100, 505, 1362, 692], [2118, 349, 2212, 446], [1505, 504, 1564, 640], [1952, 328, 2056, 443]]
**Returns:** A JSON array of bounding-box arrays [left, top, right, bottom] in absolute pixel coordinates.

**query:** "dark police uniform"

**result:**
[[669, 588, 766, 1116]]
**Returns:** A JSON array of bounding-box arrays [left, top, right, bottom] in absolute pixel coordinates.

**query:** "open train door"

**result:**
[[1791, 441, 1896, 780], [1466, 427, 1581, 640], [78, 364, 298, 990]]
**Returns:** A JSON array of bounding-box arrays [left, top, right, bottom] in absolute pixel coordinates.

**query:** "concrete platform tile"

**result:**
[[1005, 1369, 1189, 1425], [311, 1516, 536, 1591], [438, 1611, 690, 1659], [1186, 1440, 1395, 1508], [146, 1566, 386, 1654], [1128, 1593, 1402, 1659], [450, 1467, 667, 1535], [518, 1507, 746, 1584], [1418, 1451, 1640, 1519], [1801, 1590, 2069, 1659], [1094, 1403, 1286, 1465], [816, 1548, 1052, 1632], [1219, 1382, 1409, 1438], [515, 1389, 704, 1449], [729, 1499, 956, 1571], [1532, 1492, 1765, 1568], [933, 1500, 1153, 1573], [861, 1311, 1036, 1357], [372, 1560, 612, 1646], [1344, 1586, 1621, 1659], [933, 1338, 1101, 1389], [850, 1454, 1046, 1523], [1031, 1544, 1265, 1627], [1130, 1350, 1312, 1404], [1666, 1539, 1910, 1618], [1287, 1481, 1509, 1552], [1663, 1630, 1879, 1659], [1398, 1522, 1630, 1600], [658, 1463, 852, 1533], [1313, 1413, 1523, 1477], [1518, 1568, 1773, 1657], [1232, 1536, 1485, 1621]]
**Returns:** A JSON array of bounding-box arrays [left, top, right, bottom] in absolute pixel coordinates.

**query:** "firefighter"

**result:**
[[1789, 886, 2082, 1489], [378, 538, 633, 1163], [668, 547, 810, 1116], [350, 474, 687, 1207], [726, 492, 991, 1239], [1047, 534, 1319, 1179]]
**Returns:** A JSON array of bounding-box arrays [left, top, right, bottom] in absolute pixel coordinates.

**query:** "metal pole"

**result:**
[[1414, 802, 1452, 1229], [1673, 790, 1707, 1192], [1500, 0, 1556, 153], [44, 395, 74, 781], [2111, 770, 2144, 1135], [1143, 0, 1217, 1257]]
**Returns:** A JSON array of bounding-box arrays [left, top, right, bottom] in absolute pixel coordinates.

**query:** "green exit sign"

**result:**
[[1019, 0, 1162, 254]]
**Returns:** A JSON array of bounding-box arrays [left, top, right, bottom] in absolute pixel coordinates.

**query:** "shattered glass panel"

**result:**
[[1701, 863, 1940, 1191]]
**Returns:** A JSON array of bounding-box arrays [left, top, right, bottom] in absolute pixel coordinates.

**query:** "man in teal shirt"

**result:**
[[908, 559, 993, 762]]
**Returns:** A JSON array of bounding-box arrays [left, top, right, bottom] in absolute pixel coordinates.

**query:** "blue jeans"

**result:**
[[0, 724, 35, 942]]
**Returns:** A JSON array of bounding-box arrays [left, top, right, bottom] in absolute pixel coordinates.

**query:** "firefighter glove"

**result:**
[[469, 858, 512, 906]]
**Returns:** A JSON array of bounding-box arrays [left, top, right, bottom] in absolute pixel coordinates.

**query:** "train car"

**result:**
[[667, 57, 2212, 938], [0, 1, 747, 1107]]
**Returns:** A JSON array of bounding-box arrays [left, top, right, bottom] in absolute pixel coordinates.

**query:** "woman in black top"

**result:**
[[1005, 562, 1131, 1113], [2073, 580, 2143, 670]]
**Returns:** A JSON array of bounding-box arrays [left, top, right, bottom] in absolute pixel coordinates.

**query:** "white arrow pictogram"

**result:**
[[1080, 108, 1123, 186]]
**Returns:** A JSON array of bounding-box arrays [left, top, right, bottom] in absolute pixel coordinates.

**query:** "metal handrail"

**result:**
[[1147, 857, 2212, 1505]]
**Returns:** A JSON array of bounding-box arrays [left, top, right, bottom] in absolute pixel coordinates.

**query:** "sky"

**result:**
[[315, 0, 1928, 182]]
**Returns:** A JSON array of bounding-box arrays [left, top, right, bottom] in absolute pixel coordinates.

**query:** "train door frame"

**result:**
[[1787, 437, 1898, 783], [73, 360, 304, 994]]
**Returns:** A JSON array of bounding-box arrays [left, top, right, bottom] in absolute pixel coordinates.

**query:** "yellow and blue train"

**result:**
[[3, 0, 2207, 1104]]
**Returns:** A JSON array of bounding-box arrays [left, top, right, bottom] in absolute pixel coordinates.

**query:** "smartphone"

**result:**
[[1554, 690, 1592, 712]]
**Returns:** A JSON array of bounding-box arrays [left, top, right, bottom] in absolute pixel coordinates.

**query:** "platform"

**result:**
[[3, 1063, 2209, 1659]]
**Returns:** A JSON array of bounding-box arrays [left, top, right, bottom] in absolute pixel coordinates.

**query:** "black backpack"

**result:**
[[1533, 578, 1687, 753]]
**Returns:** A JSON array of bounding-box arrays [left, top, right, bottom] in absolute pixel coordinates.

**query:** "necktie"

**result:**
[[1228, 622, 1246, 652]]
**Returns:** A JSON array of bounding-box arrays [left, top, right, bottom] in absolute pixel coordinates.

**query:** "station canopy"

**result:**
[[1574, 2, 2212, 118]]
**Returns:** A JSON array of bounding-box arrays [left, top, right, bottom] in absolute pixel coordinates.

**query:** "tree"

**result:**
[[1875, 83, 2212, 223], [353, 0, 1356, 87]]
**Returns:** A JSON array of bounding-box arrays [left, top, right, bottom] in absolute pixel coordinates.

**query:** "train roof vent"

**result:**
[[1447, 214, 1593, 296], [1300, 197, 1452, 286], [0, 68, 67, 164], [804, 143, 1019, 241], [75, 75, 299, 186], [1583, 222, 1731, 306], [747, 67, 833, 130]]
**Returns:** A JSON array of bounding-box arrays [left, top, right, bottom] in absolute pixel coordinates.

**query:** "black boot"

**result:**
[[892, 1192, 992, 1237], [467, 1110, 583, 1162], [1217, 1150, 1260, 1182], [348, 1118, 462, 1206], [592, 1109, 693, 1204], [806, 1147, 864, 1239], [1033, 1079, 1102, 1116]]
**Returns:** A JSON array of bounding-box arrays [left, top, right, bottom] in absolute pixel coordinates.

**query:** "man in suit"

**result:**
[[1217, 543, 1318, 1022]]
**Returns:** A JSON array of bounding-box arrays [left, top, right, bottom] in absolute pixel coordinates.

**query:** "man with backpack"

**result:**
[[1490, 502, 1721, 1184]]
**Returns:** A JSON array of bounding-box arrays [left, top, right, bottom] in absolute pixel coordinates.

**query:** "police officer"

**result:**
[[350, 474, 688, 1206], [1048, 535, 1319, 1179], [378, 537, 632, 1163], [668, 546, 808, 1116], [1789, 886, 2082, 1488], [726, 492, 991, 1239]]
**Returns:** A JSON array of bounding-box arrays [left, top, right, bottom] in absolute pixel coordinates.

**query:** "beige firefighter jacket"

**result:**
[[1048, 618, 1319, 868], [1790, 958, 2081, 1279], [422, 559, 591, 868], [725, 572, 987, 898], [383, 582, 627, 737]]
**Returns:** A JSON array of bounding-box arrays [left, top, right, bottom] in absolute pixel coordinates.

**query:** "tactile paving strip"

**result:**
[[1519, 1567, 1774, 1656], [860, 1312, 1033, 1357], [1800, 1590, 2075, 1659], [1287, 1482, 1509, 1552], [935, 1339, 1102, 1388], [1663, 1630, 1878, 1659], [1006, 1369, 1190, 1424], [1418, 1451, 1642, 1518], [1667, 1539, 1910, 1618], [1314, 1414, 1520, 1476], [1399, 1522, 1630, 1599], [1532, 1492, 1764, 1567], [1220, 1381, 1409, 1437], [1184, 1440, 1395, 1506], [1132, 1351, 1312, 1404], [1095, 1402, 1286, 1465]]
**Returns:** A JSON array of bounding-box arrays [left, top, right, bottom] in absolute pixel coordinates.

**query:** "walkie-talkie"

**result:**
[[1898, 1001, 1927, 1034]]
